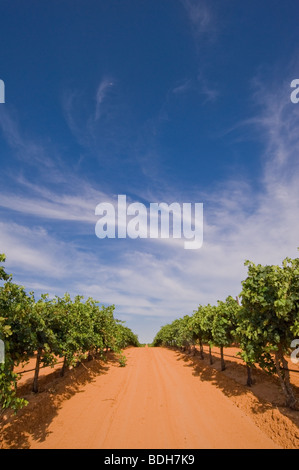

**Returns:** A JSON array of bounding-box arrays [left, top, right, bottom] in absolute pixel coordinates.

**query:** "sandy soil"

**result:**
[[2, 346, 298, 449]]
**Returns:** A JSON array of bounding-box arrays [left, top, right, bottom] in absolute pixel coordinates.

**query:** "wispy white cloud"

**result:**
[[0, 176, 112, 225], [1, 72, 299, 344], [0, 108, 56, 168], [181, 0, 214, 36], [0, 192, 96, 224], [198, 80, 219, 103], [249, 77, 299, 181], [95, 78, 114, 120], [62, 77, 135, 168], [172, 79, 193, 95]]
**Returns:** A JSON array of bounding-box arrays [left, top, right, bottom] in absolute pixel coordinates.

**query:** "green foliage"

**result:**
[[153, 252, 299, 409], [115, 323, 140, 350], [236, 256, 299, 407], [117, 353, 127, 367], [0, 253, 140, 411], [153, 297, 240, 353], [212, 296, 240, 349], [237, 257, 299, 371]]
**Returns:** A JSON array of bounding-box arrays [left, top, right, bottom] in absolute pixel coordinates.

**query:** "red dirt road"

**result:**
[[26, 346, 278, 449]]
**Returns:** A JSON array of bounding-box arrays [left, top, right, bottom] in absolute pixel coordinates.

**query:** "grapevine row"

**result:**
[[152, 254, 299, 410], [0, 253, 140, 412]]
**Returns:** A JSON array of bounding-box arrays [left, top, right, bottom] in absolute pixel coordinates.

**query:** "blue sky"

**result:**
[[1, 1, 299, 343]]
